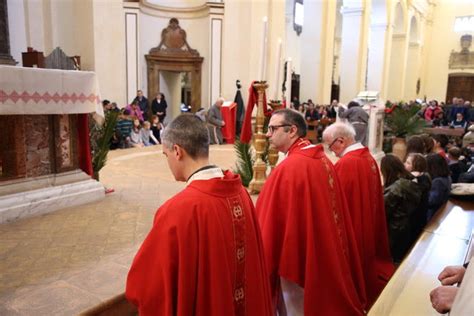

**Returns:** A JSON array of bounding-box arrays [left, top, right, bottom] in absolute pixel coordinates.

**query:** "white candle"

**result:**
[[273, 38, 282, 100], [258, 16, 268, 81], [285, 58, 292, 106]]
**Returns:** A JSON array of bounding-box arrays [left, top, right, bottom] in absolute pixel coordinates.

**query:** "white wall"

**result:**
[[7, 0, 27, 63], [92, 0, 127, 105], [423, 0, 474, 101]]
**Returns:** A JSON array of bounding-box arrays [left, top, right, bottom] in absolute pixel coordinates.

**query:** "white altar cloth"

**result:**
[[0, 66, 104, 118]]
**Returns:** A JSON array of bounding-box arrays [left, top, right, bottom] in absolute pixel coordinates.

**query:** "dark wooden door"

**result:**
[[446, 75, 474, 103]]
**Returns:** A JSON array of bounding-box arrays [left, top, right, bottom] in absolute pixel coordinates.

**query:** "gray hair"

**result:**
[[161, 114, 209, 159], [322, 122, 356, 143], [273, 109, 307, 137]]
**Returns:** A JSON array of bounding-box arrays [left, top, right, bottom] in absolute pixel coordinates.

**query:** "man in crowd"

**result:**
[[323, 122, 394, 308], [256, 109, 365, 315], [207, 97, 226, 144], [338, 101, 369, 146], [133, 90, 149, 121], [126, 114, 272, 316]]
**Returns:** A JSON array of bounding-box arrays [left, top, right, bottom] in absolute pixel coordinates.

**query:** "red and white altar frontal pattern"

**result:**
[[0, 66, 104, 117]]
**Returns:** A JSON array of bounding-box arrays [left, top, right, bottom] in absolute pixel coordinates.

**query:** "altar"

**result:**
[[0, 65, 105, 223]]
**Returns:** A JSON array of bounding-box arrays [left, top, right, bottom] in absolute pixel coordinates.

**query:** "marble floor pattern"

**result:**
[[0, 144, 238, 315]]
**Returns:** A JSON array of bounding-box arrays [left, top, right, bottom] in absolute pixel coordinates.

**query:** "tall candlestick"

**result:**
[[258, 16, 268, 80], [285, 58, 292, 106], [273, 38, 282, 100]]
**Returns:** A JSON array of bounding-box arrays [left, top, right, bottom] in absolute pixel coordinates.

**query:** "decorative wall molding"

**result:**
[[139, 1, 223, 19]]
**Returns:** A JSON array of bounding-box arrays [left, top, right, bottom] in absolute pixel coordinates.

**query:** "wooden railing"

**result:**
[[369, 199, 474, 316]]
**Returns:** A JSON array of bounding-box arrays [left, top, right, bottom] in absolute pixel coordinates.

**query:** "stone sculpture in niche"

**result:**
[[449, 34, 474, 69]]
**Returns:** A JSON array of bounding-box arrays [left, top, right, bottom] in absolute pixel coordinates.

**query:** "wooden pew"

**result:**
[[369, 199, 474, 315]]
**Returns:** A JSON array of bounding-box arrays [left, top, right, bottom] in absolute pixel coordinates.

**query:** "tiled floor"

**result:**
[[0, 144, 238, 315]]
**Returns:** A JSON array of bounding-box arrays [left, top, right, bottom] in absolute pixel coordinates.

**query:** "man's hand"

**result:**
[[438, 265, 466, 285], [430, 286, 458, 314]]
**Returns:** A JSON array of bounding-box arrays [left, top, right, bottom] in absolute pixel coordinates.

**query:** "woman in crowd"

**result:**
[[426, 153, 452, 221], [125, 100, 144, 123], [381, 154, 422, 263], [151, 92, 167, 124]]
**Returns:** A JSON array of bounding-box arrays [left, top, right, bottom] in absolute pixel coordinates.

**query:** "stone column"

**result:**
[[404, 41, 421, 100], [298, 1, 328, 102], [0, 0, 17, 65], [124, 4, 139, 103], [339, 4, 367, 103], [386, 33, 409, 102], [209, 3, 224, 104], [366, 22, 388, 95]]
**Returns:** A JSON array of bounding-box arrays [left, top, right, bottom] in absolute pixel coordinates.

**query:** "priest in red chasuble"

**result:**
[[126, 114, 272, 316], [323, 122, 394, 308], [256, 109, 365, 315]]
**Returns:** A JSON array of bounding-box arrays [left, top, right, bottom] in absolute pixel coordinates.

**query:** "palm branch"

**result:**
[[233, 139, 254, 187], [92, 111, 119, 180]]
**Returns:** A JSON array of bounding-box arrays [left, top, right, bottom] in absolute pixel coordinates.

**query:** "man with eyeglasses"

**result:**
[[256, 109, 365, 315], [323, 122, 394, 309]]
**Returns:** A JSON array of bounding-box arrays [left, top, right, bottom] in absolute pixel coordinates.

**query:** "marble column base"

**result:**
[[0, 171, 105, 223]]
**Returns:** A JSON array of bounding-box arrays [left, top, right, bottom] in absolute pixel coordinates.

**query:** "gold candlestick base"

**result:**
[[248, 82, 269, 194]]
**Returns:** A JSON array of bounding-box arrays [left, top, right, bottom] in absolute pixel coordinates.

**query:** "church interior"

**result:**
[[1, 0, 474, 315]]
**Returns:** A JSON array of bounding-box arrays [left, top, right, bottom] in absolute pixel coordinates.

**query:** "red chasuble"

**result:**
[[126, 171, 272, 316], [335, 147, 394, 307], [256, 139, 365, 316]]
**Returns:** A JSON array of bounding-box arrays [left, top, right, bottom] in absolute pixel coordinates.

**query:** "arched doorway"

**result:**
[[146, 18, 204, 119]]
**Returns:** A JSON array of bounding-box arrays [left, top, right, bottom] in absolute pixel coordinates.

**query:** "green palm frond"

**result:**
[[385, 105, 426, 138], [233, 139, 254, 187], [92, 111, 119, 180]]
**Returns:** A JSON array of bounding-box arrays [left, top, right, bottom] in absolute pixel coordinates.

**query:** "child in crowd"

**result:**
[[130, 118, 144, 148], [447, 147, 468, 183], [426, 153, 452, 221], [115, 109, 133, 148], [150, 115, 162, 145], [381, 154, 421, 263], [451, 113, 468, 129], [140, 121, 158, 146], [404, 153, 432, 244], [432, 134, 449, 160]]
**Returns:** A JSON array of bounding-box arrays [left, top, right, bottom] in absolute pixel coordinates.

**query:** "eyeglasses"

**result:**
[[328, 137, 342, 150], [268, 124, 292, 133]]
